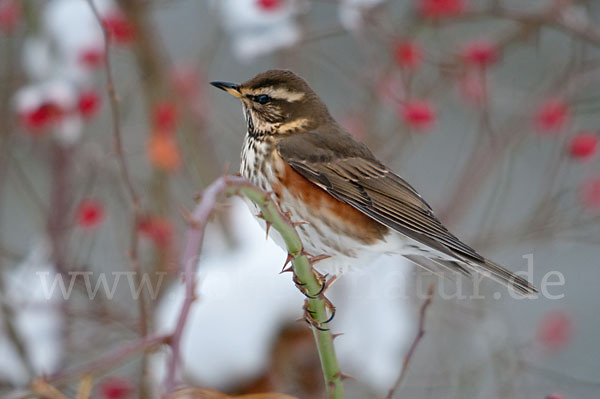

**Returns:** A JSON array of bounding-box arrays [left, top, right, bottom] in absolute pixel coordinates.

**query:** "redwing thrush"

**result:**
[[211, 70, 537, 296]]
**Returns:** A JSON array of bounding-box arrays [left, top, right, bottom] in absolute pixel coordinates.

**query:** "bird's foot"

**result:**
[[293, 271, 326, 299], [302, 298, 336, 331]]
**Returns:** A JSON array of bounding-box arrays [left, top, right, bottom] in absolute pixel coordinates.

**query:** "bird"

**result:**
[[210, 69, 538, 297]]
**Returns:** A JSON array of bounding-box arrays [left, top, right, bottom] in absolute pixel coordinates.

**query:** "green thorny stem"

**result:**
[[228, 176, 344, 399]]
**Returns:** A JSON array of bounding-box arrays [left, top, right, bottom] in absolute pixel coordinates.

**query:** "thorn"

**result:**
[[292, 220, 309, 227], [194, 192, 203, 202], [280, 254, 294, 273], [255, 211, 265, 220], [265, 221, 272, 240], [325, 274, 340, 291], [280, 266, 294, 274], [180, 207, 200, 228], [332, 333, 344, 341], [340, 373, 355, 381], [309, 254, 331, 265], [305, 308, 316, 317]]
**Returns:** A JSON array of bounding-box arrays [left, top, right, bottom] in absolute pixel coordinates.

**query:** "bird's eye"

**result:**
[[255, 94, 271, 104]]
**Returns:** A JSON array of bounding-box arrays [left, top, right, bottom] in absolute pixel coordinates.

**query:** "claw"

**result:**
[[323, 307, 336, 324], [293, 273, 307, 287], [322, 296, 337, 323], [301, 298, 336, 332], [302, 299, 328, 331], [293, 273, 325, 298], [312, 279, 327, 298], [306, 317, 329, 331]]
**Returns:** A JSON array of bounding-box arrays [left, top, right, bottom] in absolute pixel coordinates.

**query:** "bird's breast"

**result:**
[[239, 133, 393, 274]]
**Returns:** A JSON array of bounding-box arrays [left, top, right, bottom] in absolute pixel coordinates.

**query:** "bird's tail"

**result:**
[[466, 258, 538, 296]]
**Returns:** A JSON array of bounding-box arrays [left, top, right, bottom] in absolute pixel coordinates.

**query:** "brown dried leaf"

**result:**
[[31, 379, 66, 399], [76, 374, 94, 399]]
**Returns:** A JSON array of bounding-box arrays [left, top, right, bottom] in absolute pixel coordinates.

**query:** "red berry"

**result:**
[[257, 0, 282, 11], [78, 90, 101, 119], [568, 132, 597, 161], [20, 102, 64, 133], [537, 311, 573, 351], [579, 176, 600, 210], [138, 217, 173, 248], [394, 40, 423, 70], [535, 99, 570, 133], [102, 13, 135, 44], [98, 377, 133, 399], [78, 47, 105, 68], [400, 100, 436, 131], [0, 0, 20, 33], [462, 39, 498, 67], [152, 101, 178, 132], [77, 199, 105, 229], [419, 0, 464, 18]]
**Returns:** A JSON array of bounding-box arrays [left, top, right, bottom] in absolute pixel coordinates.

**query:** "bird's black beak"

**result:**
[[210, 81, 243, 98]]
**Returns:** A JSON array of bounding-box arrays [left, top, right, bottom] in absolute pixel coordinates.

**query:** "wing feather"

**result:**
[[280, 148, 483, 261], [276, 130, 537, 295]]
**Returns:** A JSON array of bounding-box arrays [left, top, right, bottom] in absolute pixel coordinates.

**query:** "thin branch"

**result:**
[[86, 0, 148, 338], [45, 334, 168, 384], [386, 284, 435, 399], [87, 0, 140, 210], [163, 176, 231, 393], [452, 4, 600, 48]]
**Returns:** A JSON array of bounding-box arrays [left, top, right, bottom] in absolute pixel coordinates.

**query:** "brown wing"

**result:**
[[276, 130, 484, 263]]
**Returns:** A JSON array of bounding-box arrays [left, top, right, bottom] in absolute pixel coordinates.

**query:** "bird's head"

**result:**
[[211, 69, 331, 136]]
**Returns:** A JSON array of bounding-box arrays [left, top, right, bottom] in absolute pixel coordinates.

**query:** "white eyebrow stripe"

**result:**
[[243, 86, 305, 102]]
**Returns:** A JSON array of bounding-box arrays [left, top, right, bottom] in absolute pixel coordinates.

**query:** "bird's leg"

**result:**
[[294, 251, 337, 328]]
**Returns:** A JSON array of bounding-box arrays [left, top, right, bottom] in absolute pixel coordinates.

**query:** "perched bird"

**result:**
[[211, 70, 537, 296]]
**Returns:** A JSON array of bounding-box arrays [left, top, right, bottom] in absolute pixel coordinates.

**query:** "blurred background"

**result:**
[[0, 0, 599, 398]]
